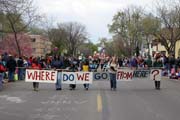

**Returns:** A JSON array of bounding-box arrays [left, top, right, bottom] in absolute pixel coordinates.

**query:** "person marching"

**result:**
[[69, 62, 78, 90], [153, 56, 163, 90], [82, 59, 90, 90], [108, 56, 118, 91], [31, 57, 42, 91], [51, 55, 63, 90]]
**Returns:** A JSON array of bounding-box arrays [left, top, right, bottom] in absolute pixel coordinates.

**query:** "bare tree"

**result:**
[[113, 35, 132, 57], [0, 0, 41, 56], [153, 0, 180, 55], [48, 28, 66, 54], [58, 22, 88, 56], [108, 6, 144, 56], [0, 33, 33, 56]]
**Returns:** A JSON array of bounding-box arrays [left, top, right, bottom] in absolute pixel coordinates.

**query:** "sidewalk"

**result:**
[[162, 76, 180, 81], [162, 76, 169, 80]]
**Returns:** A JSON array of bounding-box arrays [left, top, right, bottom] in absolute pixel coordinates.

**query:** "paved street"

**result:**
[[1, 78, 180, 120]]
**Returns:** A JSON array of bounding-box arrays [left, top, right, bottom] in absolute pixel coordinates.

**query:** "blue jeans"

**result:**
[[8, 71, 15, 81], [109, 73, 116, 89], [56, 72, 61, 89], [18, 68, 24, 80], [83, 84, 89, 88]]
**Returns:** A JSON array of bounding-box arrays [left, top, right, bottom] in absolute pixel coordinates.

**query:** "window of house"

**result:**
[[31, 38, 36, 42], [33, 48, 36, 52]]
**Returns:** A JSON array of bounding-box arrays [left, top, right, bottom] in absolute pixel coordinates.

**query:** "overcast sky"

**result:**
[[34, 0, 155, 43]]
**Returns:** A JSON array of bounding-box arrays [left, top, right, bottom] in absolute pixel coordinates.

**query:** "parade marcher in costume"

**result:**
[[153, 56, 163, 90]]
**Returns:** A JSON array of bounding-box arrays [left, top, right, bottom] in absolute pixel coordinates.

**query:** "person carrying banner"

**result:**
[[31, 57, 42, 91], [69, 62, 78, 90], [108, 56, 118, 91], [83, 60, 90, 90], [51, 55, 63, 90], [153, 56, 163, 90]]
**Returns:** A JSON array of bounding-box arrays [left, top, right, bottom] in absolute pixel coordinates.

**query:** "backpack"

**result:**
[[0, 63, 6, 72]]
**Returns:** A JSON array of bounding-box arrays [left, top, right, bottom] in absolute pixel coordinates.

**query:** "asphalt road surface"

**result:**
[[1, 78, 180, 120]]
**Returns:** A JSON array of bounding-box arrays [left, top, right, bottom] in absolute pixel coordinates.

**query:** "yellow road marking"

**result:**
[[97, 94, 102, 112]]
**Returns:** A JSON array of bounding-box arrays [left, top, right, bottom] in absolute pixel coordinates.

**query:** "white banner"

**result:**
[[61, 72, 93, 84], [25, 69, 162, 84], [25, 69, 57, 83], [150, 69, 162, 81], [75, 72, 93, 84], [62, 72, 76, 84], [93, 72, 109, 80], [116, 69, 134, 81]]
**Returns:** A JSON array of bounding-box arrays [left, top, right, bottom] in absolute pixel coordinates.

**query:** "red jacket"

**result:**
[[31, 63, 41, 70]]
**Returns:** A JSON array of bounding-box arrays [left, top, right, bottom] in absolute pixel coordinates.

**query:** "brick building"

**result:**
[[0, 33, 52, 57], [29, 34, 52, 57]]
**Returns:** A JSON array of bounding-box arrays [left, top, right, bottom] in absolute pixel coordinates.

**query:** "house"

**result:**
[[0, 33, 52, 57], [29, 35, 52, 57], [151, 39, 180, 58]]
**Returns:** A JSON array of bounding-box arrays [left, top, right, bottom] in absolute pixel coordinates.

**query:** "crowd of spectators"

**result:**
[[1, 51, 180, 90]]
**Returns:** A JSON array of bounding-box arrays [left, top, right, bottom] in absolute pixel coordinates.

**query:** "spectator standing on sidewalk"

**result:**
[[0, 55, 6, 90], [130, 56, 138, 70], [6, 55, 17, 82], [118, 57, 123, 68], [168, 54, 176, 76], [144, 56, 152, 68], [17, 57, 24, 80]]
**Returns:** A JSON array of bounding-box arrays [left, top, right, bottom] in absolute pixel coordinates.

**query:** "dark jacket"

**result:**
[[17, 58, 24, 67], [6, 58, 17, 72], [51, 60, 63, 69], [153, 60, 163, 68]]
